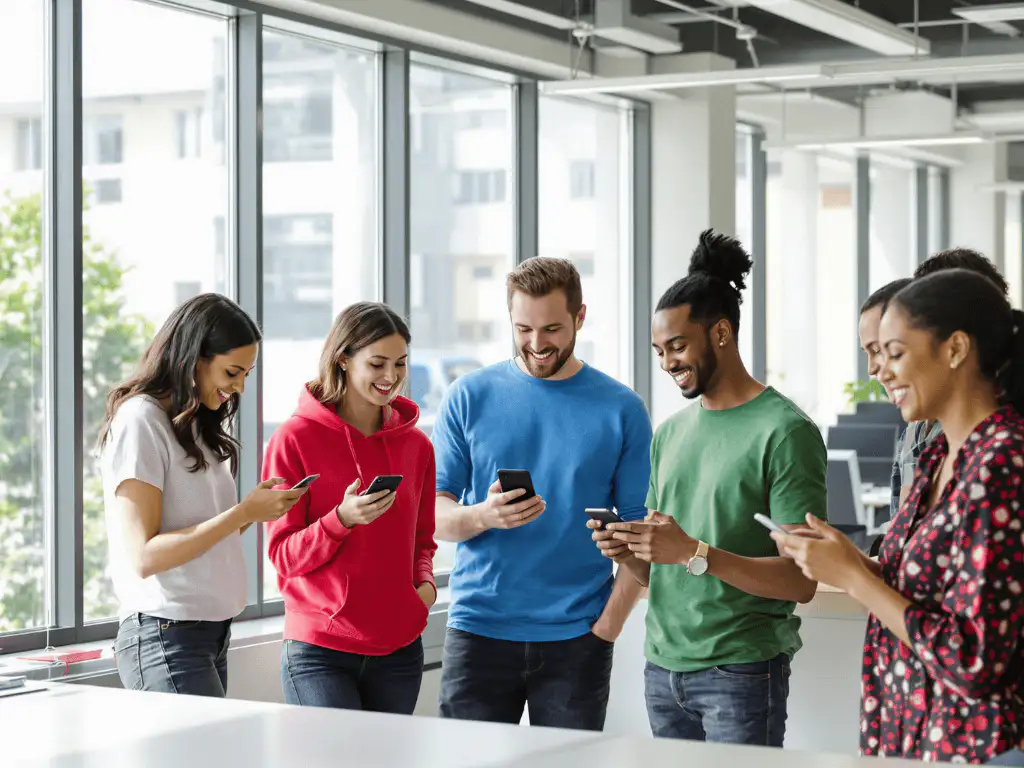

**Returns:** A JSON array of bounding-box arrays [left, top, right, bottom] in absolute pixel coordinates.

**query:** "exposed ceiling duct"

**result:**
[[740, 0, 930, 56]]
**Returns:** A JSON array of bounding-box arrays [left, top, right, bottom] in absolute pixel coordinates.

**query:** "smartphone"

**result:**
[[585, 508, 624, 526], [497, 469, 536, 500], [291, 474, 320, 490], [753, 513, 787, 535], [361, 474, 403, 496]]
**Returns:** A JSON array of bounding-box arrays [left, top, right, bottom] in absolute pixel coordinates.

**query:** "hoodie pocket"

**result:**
[[328, 572, 427, 640]]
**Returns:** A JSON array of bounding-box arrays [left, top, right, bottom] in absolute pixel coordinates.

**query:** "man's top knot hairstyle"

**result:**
[[655, 228, 754, 334]]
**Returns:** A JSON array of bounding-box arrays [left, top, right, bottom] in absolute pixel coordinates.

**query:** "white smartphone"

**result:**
[[753, 513, 787, 535]]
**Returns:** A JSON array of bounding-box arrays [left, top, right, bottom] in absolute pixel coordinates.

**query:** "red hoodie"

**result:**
[[263, 386, 437, 656]]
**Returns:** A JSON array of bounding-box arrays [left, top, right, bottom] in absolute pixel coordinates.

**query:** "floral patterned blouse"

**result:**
[[862, 407, 1024, 763]]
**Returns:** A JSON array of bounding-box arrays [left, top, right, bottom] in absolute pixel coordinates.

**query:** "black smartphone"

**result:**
[[291, 474, 320, 490], [585, 507, 623, 526], [497, 469, 537, 500], [361, 475, 403, 496]]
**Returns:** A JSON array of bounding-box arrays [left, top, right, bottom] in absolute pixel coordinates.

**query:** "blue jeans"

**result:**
[[645, 654, 791, 746], [439, 627, 614, 731], [113, 613, 231, 697], [281, 637, 424, 714]]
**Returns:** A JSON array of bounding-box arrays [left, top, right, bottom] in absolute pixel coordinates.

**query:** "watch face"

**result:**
[[688, 556, 708, 576]]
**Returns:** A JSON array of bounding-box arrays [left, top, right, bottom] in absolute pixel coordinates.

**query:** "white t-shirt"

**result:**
[[102, 395, 247, 622]]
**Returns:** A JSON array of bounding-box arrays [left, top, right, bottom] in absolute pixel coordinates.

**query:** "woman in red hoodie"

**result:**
[[264, 302, 437, 713]]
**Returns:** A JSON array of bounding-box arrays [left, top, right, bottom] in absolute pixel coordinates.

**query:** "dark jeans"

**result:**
[[644, 654, 791, 746], [989, 749, 1024, 765], [113, 613, 231, 697], [439, 627, 614, 731], [281, 637, 424, 714]]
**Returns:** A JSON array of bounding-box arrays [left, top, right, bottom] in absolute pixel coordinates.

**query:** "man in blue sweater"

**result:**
[[432, 256, 652, 730]]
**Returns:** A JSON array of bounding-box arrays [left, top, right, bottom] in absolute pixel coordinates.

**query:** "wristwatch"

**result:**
[[687, 540, 709, 576]]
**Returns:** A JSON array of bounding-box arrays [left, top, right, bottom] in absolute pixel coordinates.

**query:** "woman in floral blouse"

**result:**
[[775, 268, 1024, 765]]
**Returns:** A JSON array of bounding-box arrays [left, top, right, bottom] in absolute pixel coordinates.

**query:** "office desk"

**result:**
[[1, 683, 919, 768]]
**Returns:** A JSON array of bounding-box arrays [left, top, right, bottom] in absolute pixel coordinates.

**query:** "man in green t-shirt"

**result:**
[[593, 229, 827, 748]]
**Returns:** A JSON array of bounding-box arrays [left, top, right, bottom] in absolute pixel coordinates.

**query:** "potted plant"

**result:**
[[843, 378, 888, 406]]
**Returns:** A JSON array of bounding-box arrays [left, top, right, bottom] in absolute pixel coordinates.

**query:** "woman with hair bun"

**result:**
[[776, 269, 1024, 764]]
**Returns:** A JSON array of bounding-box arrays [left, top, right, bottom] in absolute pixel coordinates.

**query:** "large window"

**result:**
[[261, 29, 379, 600], [869, 160, 914, 288], [409, 64, 514, 572], [0, 0, 47, 634], [928, 167, 945, 256], [1006, 191, 1022, 309], [766, 153, 857, 426], [539, 96, 631, 385], [734, 130, 755, 364], [81, 0, 230, 622]]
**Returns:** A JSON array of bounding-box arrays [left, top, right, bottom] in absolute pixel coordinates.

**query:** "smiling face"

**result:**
[[652, 305, 721, 400], [509, 289, 584, 379], [858, 305, 891, 397], [878, 306, 959, 422], [342, 333, 408, 409], [194, 343, 259, 411]]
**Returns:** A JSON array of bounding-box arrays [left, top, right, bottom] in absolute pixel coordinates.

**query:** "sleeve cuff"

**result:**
[[319, 507, 354, 543], [415, 564, 435, 589]]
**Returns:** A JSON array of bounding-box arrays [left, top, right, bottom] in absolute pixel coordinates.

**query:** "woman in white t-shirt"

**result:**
[[99, 293, 307, 697]]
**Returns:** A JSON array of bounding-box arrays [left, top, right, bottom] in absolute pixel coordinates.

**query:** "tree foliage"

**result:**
[[0, 191, 152, 631]]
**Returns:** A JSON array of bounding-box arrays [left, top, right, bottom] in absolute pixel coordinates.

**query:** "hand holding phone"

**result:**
[[336, 476, 399, 529], [479, 470, 545, 531], [585, 508, 624, 527], [242, 477, 309, 524], [586, 508, 631, 562], [360, 475, 403, 497]]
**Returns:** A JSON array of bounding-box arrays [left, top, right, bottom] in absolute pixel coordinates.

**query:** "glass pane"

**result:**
[[261, 29, 379, 600], [766, 153, 857, 426], [81, 0, 231, 622], [0, 0, 47, 633], [928, 167, 944, 255], [734, 131, 754, 364], [538, 96, 631, 385], [1005, 191, 1022, 309], [816, 156, 857, 425], [409, 64, 514, 573], [869, 162, 914, 289]]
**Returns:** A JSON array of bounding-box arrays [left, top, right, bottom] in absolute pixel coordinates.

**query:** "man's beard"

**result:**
[[521, 331, 577, 379], [678, 337, 718, 400]]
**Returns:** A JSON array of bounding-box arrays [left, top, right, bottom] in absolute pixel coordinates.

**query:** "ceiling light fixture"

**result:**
[[953, 2, 1024, 23], [538, 63, 831, 95], [764, 131, 989, 151]]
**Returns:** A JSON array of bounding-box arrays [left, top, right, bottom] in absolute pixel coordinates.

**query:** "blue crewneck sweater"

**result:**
[[432, 360, 652, 641]]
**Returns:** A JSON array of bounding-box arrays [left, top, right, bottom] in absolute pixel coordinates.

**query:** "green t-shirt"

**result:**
[[644, 387, 827, 673]]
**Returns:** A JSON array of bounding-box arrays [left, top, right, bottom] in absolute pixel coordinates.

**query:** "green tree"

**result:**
[[0, 190, 152, 631]]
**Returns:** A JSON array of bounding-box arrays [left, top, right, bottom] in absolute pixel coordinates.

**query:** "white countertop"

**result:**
[[1, 682, 918, 767]]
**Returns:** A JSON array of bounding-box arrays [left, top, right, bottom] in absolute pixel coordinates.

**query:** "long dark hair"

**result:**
[[312, 302, 411, 405], [97, 293, 262, 474], [890, 269, 1024, 414]]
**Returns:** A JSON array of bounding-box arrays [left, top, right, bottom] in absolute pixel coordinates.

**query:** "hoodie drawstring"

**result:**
[[343, 413, 396, 488]]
